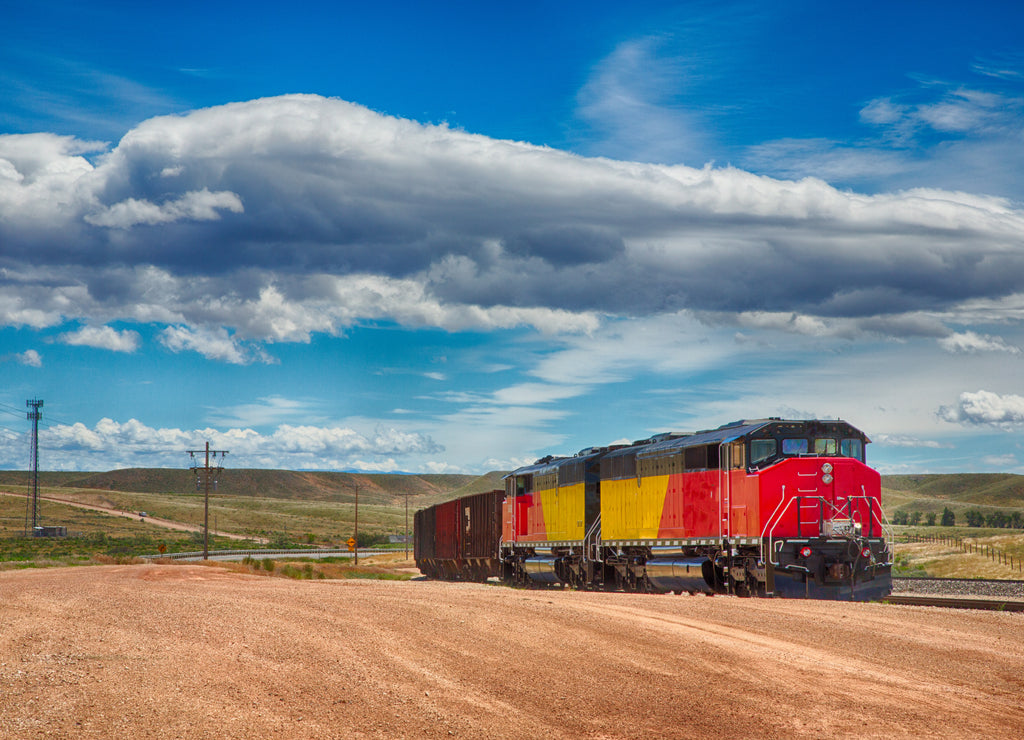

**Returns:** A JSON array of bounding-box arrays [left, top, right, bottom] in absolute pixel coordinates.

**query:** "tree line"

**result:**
[[891, 506, 1024, 528]]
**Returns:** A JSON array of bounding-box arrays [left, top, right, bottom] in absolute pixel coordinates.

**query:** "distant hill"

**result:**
[[881, 474, 1024, 516], [0, 468, 505, 509]]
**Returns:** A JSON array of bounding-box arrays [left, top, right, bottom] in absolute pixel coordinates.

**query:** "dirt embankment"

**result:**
[[1, 565, 1022, 739]]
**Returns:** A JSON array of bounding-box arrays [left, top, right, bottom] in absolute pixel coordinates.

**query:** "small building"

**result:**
[[32, 526, 67, 538]]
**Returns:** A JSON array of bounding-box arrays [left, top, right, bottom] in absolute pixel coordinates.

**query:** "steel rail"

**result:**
[[882, 594, 1024, 612]]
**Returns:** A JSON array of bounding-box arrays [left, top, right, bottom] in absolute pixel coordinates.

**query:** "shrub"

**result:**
[[268, 532, 292, 548]]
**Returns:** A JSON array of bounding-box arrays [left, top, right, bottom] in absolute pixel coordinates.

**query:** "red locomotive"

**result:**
[[414, 418, 892, 600]]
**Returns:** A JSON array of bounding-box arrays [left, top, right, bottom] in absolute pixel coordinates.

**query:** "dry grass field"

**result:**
[[894, 534, 1024, 579]]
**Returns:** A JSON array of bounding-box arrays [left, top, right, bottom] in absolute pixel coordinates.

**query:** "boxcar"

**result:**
[[414, 489, 503, 581]]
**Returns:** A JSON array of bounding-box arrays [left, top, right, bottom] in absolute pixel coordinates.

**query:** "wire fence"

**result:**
[[901, 533, 1023, 573]]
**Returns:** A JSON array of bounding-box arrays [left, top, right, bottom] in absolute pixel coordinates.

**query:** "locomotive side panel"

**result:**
[[519, 491, 548, 542], [539, 481, 586, 542], [601, 473, 668, 541], [727, 470, 761, 539], [656, 470, 720, 539]]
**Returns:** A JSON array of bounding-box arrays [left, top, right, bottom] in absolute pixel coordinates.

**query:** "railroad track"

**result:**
[[883, 594, 1024, 612], [887, 576, 1024, 611]]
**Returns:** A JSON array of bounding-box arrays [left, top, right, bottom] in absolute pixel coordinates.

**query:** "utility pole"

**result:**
[[405, 492, 409, 559], [354, 478, 359, 566], [24, 399, 43, 536], [187, 442, 228, 560]]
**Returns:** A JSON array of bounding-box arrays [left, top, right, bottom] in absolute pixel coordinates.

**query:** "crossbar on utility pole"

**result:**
[[187, 442, 228, 560]]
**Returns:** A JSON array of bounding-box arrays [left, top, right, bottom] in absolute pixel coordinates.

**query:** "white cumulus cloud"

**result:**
[[158, 325, 273, 365], [58, 325, 141, 352], [18, 349, 42, 367], [938, 390, 1024, 427]]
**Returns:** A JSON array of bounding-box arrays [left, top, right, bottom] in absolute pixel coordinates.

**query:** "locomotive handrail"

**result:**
[[843, 494, 881, 537], [856, 485, 895, 553], [583, 514, 602, 564], [765, 495, 831, 565], [761, 492, 877, 566], [762, 490, 802, 566]]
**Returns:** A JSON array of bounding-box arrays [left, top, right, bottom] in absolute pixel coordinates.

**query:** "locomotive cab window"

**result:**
[[730, 442, 745, 470], [750, 439, 776, 465], [841, 438, 863, 460], [782, 438, 808, 455], [814, 438, 837, 455]]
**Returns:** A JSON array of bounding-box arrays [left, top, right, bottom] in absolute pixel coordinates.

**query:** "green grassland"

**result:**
[[0, 469, 506, 567], [0, 494, 255, 566]]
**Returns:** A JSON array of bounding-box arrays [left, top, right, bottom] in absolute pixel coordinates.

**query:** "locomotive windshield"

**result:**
[[747, 421, 867, 469]]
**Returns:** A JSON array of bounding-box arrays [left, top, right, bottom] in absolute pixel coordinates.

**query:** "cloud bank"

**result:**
[[0, 417, 442, 472], [2, 94, 1023, 357]]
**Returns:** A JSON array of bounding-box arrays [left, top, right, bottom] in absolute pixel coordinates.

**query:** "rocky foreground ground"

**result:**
[[2, 564, 1022, 739]]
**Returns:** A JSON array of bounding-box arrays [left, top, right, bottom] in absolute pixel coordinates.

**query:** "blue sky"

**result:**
[[2, 1, 1023, 475]]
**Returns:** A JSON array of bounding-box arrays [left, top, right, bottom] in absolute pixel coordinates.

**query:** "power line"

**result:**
[[0, 400, 87, 430]]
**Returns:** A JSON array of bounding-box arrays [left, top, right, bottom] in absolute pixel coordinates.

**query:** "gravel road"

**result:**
[[2, 564, 1022, 739]]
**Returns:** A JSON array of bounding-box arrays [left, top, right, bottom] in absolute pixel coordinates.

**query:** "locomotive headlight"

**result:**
[[799, 546, 813, 558], [821, 463, 833, 474], [861, 546, 872, 559], [822, 474, 834, 484]]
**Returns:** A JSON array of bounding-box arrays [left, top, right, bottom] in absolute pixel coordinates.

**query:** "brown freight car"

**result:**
[[414, 489, 504, 581]]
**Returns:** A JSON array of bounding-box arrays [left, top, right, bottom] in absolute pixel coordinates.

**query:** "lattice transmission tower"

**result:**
[[24, 398, 43, 536]]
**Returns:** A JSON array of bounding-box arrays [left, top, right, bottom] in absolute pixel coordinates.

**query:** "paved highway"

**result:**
[[146, 548, 400, 562]]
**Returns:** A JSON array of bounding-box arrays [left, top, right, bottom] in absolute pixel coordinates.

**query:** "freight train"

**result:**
[[414, 418, 892, 600]]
